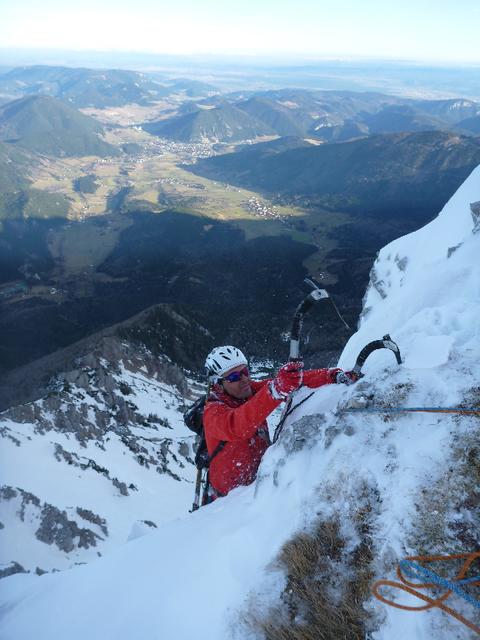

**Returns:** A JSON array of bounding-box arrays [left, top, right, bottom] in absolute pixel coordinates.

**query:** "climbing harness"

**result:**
[[372, 551, 480, 636]]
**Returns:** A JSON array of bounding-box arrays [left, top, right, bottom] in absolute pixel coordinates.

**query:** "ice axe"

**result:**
[[273, 281, 402, 443], [289, 277, 351, 361], [291, 281, 401, 378], [273, 278, 347, 442], [350, 334, 402, 378], [288, 278, 329, 361]]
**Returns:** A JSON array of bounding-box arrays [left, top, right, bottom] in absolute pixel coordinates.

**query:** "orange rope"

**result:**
[[372, 551, 480, 636]]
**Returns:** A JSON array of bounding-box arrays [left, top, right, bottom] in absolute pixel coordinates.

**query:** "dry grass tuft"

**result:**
[[410, 423, 480, 554], [245, 512, 376, 640]]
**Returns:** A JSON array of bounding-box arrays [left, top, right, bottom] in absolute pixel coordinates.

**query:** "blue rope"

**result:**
[[342, 407, 480, 414], [399, 560, 480, 610], [459, 575, 480, 586]]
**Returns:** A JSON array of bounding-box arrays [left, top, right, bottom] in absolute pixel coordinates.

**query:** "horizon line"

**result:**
[[1, 47, 480, 69]]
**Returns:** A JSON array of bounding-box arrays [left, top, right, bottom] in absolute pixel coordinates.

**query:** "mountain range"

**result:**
[[0, 65, 169, 108], [143, 89, 480, 143], [0, 66, 219, 108]]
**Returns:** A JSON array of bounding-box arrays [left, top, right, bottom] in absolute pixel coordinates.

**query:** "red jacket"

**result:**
[[204, 369, 337, 496]]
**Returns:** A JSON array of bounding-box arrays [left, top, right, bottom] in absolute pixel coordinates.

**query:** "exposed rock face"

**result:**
[[0, 561, 27, 579], [76, 509, 109, 537], [3, 337, 191, 444], [36, 504, 102, 552], [0, 486, 107, 574], [53, 444, 130, 494], [471, 200, 480, 232], [0, 304, 201, 413]]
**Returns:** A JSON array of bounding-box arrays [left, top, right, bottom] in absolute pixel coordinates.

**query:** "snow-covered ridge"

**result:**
[[0, 338, 197, 578], [340, 164, 480, 375], [0, 165, 479, 640]]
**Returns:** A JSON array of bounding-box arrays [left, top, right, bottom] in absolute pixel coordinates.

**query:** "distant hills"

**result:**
[[189, 131, 480, 215], [143, 103, 275, 142], [2, 66, 478, 143], [236, 97, 308, 137], [143, 89, 394, 142], [354, 104, 448, 134], [0, 66, 219, 108], [164, 78, 218, 97], [0, 95, 118, 157], [0, 65, 171, 108], [144, 89, 480, 143], [412, 98, 480, 124]]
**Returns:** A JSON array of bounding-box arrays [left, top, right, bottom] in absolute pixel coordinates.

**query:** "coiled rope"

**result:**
[[372, 551, 480, 635]]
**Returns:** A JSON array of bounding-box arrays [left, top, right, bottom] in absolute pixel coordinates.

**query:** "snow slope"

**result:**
[[0, 166, 479, 639]]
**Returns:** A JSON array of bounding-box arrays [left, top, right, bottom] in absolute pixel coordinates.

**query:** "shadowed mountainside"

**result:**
[[0, 212, 328, 378], [189, 131, 480, 214]]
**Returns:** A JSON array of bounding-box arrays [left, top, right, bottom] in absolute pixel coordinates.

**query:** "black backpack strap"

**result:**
[[209, 440, 226, 464], [184, 394, 207, 435], [202, 442, 227, 503]]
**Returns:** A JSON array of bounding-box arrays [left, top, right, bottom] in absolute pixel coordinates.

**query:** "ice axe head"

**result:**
[[289, 279, 329, 360], [351, 334, 402, 377]]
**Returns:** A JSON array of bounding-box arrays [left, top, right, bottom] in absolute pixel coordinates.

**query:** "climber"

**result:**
[[203, 345, 357, 498]]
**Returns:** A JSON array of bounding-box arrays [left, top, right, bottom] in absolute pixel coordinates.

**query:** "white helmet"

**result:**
[[205, 346, 248, 381]]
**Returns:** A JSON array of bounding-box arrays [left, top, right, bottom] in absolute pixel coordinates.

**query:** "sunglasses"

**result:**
[[221, 367, 250, 383]]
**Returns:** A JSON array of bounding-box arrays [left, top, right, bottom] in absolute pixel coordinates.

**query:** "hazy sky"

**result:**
[[1, 0, 479, 64]]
